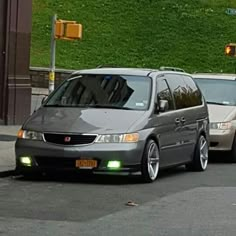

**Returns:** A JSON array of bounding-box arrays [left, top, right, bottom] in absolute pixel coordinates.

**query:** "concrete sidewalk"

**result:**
[[0, 87, 49, 176]]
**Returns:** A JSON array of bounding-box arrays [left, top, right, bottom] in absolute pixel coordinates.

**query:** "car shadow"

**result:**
[[13, 166, 189, 185], [13, 172, 142, 185], [208, 151, 233, 164]]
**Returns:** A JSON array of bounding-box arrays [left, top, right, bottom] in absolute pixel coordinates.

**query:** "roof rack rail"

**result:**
[[193, 71, 213, 74], [96, 64, 121, 68], [159, 66, 185, 72]]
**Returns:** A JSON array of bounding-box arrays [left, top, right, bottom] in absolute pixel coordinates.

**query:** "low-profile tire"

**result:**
[[186, 135, 208, 171], [230, 135, 236, 163], [141, 139, 160, 183]]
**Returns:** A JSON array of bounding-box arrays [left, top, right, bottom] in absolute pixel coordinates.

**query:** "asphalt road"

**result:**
[[0, 159, 236, 236]]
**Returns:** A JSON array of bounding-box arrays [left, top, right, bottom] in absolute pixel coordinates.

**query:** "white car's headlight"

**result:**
[[210, 122, 232, 130], [17, 129, 43, 140], [95, 133, 139, 143]]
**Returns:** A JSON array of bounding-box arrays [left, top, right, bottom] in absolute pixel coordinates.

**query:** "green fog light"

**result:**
[[107, 161, 121, 169], [20, 156, 32, 166]]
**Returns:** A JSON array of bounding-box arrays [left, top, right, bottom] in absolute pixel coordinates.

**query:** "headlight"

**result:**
[[17, 129, 43, 140], [210, 122, 232, 130], [95, 133, 139, 143]]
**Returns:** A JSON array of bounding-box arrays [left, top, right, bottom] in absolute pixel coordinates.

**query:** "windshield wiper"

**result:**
[[44, 104, 66, 107], [207, 101, 228, 106], [44, 104, 135, 110], [87, 104, 134, 110]]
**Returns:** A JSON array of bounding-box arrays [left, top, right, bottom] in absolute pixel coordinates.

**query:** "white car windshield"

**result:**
[[194, 78, 236, 106]]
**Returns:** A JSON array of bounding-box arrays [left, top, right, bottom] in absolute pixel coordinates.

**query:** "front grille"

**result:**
[[35, 157, 75, 168], [43, 133, 97, 145]]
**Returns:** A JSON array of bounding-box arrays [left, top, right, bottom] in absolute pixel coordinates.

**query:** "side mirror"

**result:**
[[159, 99, 169, 112], [41, 95, 48, 105]]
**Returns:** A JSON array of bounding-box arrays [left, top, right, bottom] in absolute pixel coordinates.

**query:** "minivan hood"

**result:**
[[24, 107, 146, 134], [208, 104, 236, 122]]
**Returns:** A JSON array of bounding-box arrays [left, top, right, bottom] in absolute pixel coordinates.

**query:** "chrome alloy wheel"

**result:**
[[147, 142, 160, 180], [199, 136, 208, 170]]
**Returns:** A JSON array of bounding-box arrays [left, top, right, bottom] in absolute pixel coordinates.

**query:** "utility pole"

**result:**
[[49, 14, 57, 94], [48, 14, 82, 93]]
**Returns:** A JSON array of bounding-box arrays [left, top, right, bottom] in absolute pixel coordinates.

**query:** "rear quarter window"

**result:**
[[165, 74, 202, 109], [182, 75, 203, 107]]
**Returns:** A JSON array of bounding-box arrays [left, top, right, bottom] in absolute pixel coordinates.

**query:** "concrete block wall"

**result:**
[[30, 67, 76, 88]]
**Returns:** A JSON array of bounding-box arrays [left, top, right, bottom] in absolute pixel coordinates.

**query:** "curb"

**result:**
[[0, 169, 15, 178]]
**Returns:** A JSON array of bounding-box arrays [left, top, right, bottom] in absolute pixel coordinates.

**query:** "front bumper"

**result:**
[[209, 129, 235, 151], [15, 139, 145, 174]]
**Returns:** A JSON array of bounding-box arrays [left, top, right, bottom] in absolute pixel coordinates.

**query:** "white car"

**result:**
[[193, 73, 236, 162]]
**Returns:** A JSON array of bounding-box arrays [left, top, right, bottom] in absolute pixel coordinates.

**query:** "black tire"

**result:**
[[230, 135, 236, 163], [186, 135, 208, 171], [141, 139, 160, 183]]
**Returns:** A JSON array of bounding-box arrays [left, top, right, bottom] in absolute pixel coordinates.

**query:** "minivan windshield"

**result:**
[[45, 74, 152, 110], [194, 78, 236, 106]]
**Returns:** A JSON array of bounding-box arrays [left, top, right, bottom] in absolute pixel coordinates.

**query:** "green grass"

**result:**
[[31, 0, 236, 73]]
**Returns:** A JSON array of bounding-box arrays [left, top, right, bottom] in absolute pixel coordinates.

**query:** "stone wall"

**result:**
[[30, 67, 76, 88]]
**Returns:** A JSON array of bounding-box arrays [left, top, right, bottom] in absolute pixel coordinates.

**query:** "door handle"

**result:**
[[180, 117, 186, 123], [175, 118, 180, 125]]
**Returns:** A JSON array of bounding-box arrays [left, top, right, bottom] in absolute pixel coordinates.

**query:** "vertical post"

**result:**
[[1, 0, 32, 125], [49, 14, 57, 93]]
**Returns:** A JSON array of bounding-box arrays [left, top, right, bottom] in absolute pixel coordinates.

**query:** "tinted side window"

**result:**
[[166, 74, 202, 109], [165, 74, 188, 109], [182, 75, 202, 106], [157, 79, 174, 111]]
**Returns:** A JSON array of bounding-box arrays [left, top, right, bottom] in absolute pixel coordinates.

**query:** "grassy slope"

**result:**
[[31, 0, 236, 73]]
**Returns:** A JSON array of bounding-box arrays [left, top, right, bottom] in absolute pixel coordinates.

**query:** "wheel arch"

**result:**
[[199, 130, 206, 138], [145, 134, 160, 149], [196, 118, 209, 144], [231, 131, 236, 149]]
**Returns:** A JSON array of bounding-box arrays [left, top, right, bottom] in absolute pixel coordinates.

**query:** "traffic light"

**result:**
[[54, 20, 82, 40], [225, 44, 236, 56], [65, 23, 82, 39], [55, 21, 64, 38]]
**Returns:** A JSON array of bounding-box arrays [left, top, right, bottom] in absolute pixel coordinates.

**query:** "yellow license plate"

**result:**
[[76, 160, 97, 169]]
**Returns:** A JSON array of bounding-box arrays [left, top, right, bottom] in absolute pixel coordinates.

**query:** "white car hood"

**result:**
[[208, 104, 236, 122]]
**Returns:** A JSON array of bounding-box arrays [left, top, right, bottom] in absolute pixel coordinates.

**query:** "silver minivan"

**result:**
[[15, 68, 209, 182]]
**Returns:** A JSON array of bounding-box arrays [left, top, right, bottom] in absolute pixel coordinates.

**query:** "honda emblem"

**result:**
[[64, 136, 71, 143]]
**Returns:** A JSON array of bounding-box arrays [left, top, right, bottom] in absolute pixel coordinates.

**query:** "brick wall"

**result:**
[[30, 67, 76, 88]]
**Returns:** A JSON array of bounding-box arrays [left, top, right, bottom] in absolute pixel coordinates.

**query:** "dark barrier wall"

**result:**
[[0, 0, 32, 125], [0, 0, 7, 123]]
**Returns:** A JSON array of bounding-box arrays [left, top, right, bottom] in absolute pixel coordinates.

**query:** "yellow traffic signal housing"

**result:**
[[54, 20, 82, 40], [65, 23, 82, 39], [55, 21, 64, 38], [225, 44, 236, 56]]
